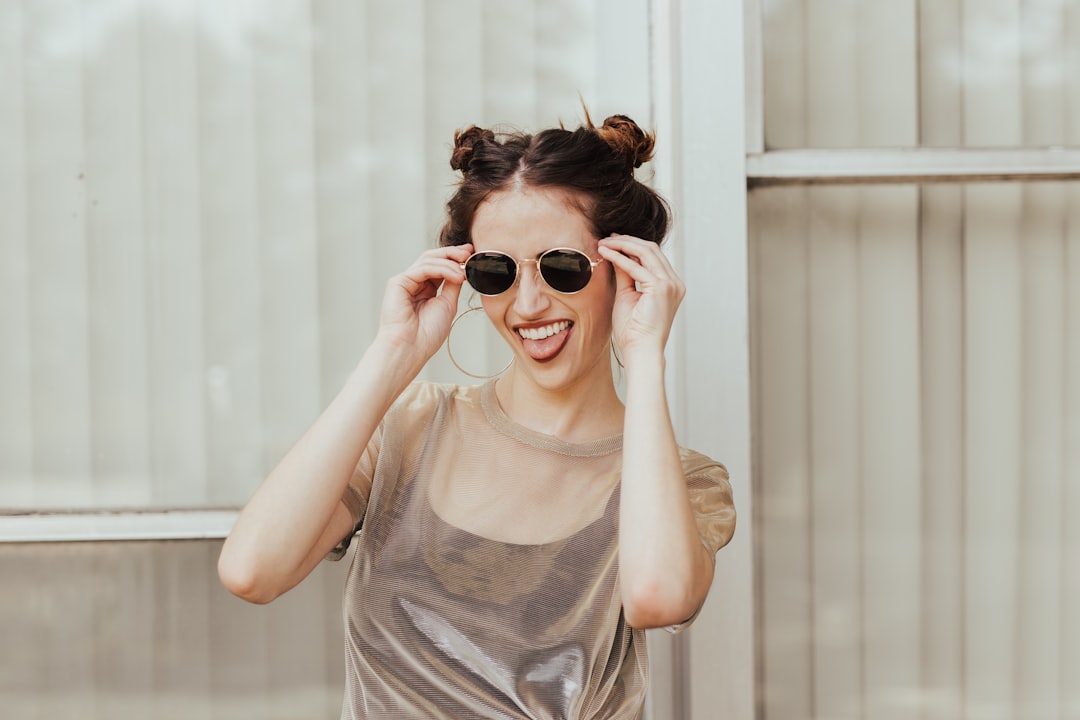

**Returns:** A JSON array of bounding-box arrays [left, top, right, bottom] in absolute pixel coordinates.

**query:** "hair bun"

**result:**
[[450, 126, 496, 172], [596, 115, 655, 169]]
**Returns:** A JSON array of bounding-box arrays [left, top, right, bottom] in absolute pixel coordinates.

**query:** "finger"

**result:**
[[600, 237, 686, 299], [398, 256, 468, 296], [597, 243, 658, 288], [431, 242, 474, 264], [599, 235, 676, 277], [401, 244, 473, 280]]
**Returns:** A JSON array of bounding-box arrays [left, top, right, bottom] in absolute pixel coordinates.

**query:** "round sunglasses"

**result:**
[[460, 247, 604, 296]]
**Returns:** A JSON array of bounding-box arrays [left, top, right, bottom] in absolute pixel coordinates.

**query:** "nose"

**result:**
[[512, 260, 551, 316]]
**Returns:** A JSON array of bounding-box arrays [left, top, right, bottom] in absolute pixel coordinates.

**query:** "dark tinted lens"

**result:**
[[539, 249, 592, 293], [465, 252, 516, 295]]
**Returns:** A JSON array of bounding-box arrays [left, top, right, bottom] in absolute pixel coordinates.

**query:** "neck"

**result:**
[[493, 361, 624, 443]]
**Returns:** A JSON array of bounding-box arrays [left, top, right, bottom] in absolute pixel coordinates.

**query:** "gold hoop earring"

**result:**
[[610, 338, 624, 369], [447, 306, 513, 380]]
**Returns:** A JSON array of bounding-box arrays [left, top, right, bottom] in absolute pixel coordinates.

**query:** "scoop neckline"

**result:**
[[424, 480, 618, 549], [478, 380, 623, 457]]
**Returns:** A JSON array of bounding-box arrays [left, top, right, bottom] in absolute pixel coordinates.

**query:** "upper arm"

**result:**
[[651, 454, 734, 631], [285, 406, 386, 590]]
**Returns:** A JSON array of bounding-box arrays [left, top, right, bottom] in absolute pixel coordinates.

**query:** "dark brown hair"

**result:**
[[438, 113, 671, 247]]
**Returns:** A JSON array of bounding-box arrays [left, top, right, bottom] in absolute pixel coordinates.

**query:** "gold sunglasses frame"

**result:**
[[459, 247, 605, 296]]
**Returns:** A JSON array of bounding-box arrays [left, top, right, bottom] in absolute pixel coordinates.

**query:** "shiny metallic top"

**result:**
[[333, 381, 735, 719]]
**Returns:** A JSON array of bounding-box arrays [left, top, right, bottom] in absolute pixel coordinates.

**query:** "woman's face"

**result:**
[[469, 186, 616, 393]]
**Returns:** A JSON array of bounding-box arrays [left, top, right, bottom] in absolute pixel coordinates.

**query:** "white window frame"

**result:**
[[649, 1, 754, 719], [0, 509, 236, 543], [748, 147, 1080, 186]]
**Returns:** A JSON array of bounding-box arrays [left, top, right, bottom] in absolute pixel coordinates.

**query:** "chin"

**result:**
[[514, 352, 610, 393]]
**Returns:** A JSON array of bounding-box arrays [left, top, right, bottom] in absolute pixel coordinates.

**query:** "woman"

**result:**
[[218, 113, 736, 719]]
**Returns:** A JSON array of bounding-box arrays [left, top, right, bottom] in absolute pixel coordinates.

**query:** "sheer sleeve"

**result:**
[[681, 448, 736, 556], [663, 448, 737, 633]]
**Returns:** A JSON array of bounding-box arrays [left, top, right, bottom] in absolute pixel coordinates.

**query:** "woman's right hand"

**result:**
[[375, 244, 473, 365]]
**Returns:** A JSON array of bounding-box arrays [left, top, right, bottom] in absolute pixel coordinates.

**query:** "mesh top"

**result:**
[[333, 381, 735, 719]]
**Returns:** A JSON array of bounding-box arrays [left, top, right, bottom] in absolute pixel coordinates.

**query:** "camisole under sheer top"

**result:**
[[330, 381, 735, 720]]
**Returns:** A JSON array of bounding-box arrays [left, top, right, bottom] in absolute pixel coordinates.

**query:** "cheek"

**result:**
[[597, 268, 617, 311], [479, 296, 499, 321], [587, 287, 616, 334], [479, 296, 514, 334]]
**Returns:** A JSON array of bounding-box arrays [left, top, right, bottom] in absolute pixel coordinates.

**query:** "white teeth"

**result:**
[[517, 321, 569, 341]]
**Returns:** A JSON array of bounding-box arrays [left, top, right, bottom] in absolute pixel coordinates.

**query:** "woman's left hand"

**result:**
[[597, 234, 685, 361]]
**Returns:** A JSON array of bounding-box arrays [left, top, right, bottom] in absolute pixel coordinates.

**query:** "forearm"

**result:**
[[618, 351, 713, 628], [218, 337, 422, 601]]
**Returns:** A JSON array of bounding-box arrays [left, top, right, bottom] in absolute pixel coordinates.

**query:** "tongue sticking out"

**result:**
[[519, 323, 572, 362]]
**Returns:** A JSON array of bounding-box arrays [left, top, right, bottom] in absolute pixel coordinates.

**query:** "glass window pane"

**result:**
[[763, 0, 1080, 149], [0, 539, 350, 718], [749, 182, 1080, 719], [0, 0, 655, 511]]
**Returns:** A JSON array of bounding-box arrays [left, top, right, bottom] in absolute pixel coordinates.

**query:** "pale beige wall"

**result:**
[[753, 2, 1080, 718], [0, 0, 653, 513]]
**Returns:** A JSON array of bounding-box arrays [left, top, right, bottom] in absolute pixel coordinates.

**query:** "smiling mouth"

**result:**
[[516, 321, 573, 361], [516, 320, 571, 340]]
